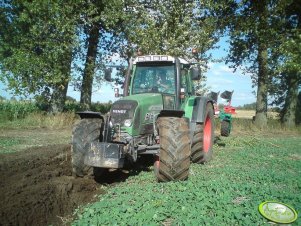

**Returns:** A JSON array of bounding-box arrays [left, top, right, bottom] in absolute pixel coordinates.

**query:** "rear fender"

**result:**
[[158, 110, 185, 118], [191, 97, 214, 123], [76, 111, 104, 121]]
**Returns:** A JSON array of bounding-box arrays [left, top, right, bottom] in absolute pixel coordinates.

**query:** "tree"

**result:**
[[121, 1, 230, 60], [226, 0, 297, 128], [76, 0, 228, 108], [0, 0, 78, 113], [76, 0, 125, 110], [80, 22, 101, 110], [110, 0, 235, 98], [270, 0, 301, 127]]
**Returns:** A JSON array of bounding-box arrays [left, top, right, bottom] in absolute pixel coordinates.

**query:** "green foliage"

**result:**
[[73, 136, 301, 225], [63, 101, 112, 114], [226, 0, 300, 127], [121, 1, 230, 60], [0, 100, 39, 121], [0, 0, 77, 96], [0, 100, 111, 124]]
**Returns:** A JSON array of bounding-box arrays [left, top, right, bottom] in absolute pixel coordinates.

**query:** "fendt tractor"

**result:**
[[71, 54, 215, 182]]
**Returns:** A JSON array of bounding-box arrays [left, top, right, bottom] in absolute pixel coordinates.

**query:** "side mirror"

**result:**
[[114, 88, 123, 97], [190, 67, 201, 80], [104, 68, 112, 82]]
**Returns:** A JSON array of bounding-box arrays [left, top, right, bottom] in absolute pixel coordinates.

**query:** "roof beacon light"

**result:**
[[114, 88, 120, 97]]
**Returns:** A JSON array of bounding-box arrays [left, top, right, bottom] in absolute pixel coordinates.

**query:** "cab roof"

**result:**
[[133, 55, 189, 65]]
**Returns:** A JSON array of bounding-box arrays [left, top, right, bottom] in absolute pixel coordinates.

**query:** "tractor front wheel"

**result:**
[[191, 103, 214, 163], [71, 118, 102, 177], [154, 117, 191, 182]]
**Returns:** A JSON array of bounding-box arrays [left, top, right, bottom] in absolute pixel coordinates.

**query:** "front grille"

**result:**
[[110, 100, 138, 125]]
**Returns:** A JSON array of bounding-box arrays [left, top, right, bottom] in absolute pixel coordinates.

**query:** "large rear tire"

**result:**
[[191, 103, 214, 163], [154, 117, 191, 182], [71, 118, 102, 177]]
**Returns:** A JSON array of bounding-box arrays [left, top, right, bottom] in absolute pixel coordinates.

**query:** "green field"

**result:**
[[73, 135, 301, 225], [1, 110, 300, 225]]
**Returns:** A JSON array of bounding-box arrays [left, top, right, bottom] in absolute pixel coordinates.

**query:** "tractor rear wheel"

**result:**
[[221, 120, 230, 137], [191, 103, 214, 163], [71, 118, 102, 177], [154, 117, 191, 182]]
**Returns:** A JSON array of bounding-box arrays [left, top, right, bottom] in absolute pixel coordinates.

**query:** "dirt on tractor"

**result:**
[[0, 144, 105, 226]]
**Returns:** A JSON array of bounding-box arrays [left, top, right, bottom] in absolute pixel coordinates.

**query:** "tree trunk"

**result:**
[[49, 81, 69, 114], [282, 73, 299, 128], [49, 49, 72, 114], [254, 42, 268, 128], [296, 91, 301, 125], [254, 0, 268, 129], [80, 23, 100, 110]]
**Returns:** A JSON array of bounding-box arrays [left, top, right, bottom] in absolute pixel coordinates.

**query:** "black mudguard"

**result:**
[[158, 110, 185, 118], [191, 96, 214, 123], [76, 111, 104, 120]]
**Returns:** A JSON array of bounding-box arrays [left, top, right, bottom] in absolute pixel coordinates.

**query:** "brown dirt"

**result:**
[[0, 144, 104, 226]]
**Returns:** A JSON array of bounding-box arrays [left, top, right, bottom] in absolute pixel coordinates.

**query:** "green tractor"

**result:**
[[72, 55, 215, 182]]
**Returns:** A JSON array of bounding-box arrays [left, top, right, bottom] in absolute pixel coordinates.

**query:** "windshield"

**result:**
[[132, 65, 175, 94]]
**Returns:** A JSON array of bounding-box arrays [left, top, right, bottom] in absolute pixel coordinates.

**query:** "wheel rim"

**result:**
[[154, 156, 160, 171], [154, 156, 160, 174], [203, 114, 212, 153]]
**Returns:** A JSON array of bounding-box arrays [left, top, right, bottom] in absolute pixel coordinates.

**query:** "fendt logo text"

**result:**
[[112, 110, 126, 114]]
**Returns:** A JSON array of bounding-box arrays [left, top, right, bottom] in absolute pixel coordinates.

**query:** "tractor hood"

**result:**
[[110, 93, 164, 136]]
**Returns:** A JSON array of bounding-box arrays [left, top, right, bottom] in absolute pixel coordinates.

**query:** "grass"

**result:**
[[0, 112, 76, 154], [0, 129, 72, 154], [1, 109, 300, 224], [0, 112, 78, 129], [214, 117, 301, 137], [72, 127, 301, 225]]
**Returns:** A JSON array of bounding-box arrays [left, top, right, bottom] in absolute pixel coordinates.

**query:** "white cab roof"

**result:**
[[133, 55, 189, 65]]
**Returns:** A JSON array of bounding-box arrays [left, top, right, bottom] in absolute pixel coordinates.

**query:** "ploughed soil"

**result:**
[[0, 144, 104, 226]]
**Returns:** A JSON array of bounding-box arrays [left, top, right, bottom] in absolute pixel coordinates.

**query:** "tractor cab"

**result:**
[[124, 55, 200, 110]]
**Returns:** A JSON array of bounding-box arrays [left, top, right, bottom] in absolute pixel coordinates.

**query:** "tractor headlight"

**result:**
[[124, 119, 132, 127]]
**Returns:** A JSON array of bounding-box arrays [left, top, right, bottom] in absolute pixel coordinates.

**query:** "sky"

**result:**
[[0, 38, 256, 107], [206, 62, 255, 106]]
